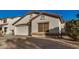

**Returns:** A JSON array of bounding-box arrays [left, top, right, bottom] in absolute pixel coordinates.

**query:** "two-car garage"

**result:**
[[14, 25, 28, 35]]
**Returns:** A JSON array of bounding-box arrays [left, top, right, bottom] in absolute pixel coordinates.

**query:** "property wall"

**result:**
[[61, 23, 65, 33], [32, 15, 61, 37]]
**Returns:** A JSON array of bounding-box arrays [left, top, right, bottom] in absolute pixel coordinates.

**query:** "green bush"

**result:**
[[65, 20, 79, 40]]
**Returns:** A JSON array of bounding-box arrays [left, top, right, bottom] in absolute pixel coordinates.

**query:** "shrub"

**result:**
[[65, 20, 79, 40]]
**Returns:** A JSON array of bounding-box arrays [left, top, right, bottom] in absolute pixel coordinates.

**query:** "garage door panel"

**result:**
[[15, 26, 28, 35]]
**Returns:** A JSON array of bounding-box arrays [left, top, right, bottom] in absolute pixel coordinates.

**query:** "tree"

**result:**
[[76, 14, 79, 18], [65, 20, 79, 40]]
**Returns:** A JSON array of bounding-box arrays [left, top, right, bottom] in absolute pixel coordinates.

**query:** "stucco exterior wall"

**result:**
[[14, 14, 37, 26], [32, 15, 61, 36]]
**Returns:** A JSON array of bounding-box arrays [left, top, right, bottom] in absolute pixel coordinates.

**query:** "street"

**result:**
[[0, 36, 79, 49]]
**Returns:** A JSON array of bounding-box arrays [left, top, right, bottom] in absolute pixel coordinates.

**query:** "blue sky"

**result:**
[[0, 10, 79, 21]]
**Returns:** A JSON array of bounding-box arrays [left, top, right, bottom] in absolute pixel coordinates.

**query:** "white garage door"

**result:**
[[15, 26, 28, 35]]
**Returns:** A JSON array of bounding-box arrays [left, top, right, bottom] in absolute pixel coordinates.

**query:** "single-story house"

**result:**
[[13, 12, 63, 37]]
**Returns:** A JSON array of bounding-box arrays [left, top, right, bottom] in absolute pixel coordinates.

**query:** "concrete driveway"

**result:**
[[0, 35, 79, 49]]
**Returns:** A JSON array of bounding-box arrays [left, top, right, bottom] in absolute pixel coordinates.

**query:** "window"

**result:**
[[4, 27, 7, 32], [38, 22, 49, 32], [40, 15, 45, 20], [0, 27, 2, 30], [4, 19, 7, 23]]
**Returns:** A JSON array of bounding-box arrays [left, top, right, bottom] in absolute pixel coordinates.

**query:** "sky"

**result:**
[[0, 10, 79, 21]]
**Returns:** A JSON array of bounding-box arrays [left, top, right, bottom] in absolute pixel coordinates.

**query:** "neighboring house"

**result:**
[[0, 19, 3, 36], [0, 17, 21, 35], [13, 12, 63, 37]]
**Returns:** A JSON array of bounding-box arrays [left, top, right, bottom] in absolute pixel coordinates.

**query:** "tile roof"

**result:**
[[13, 12, 63, 25]]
